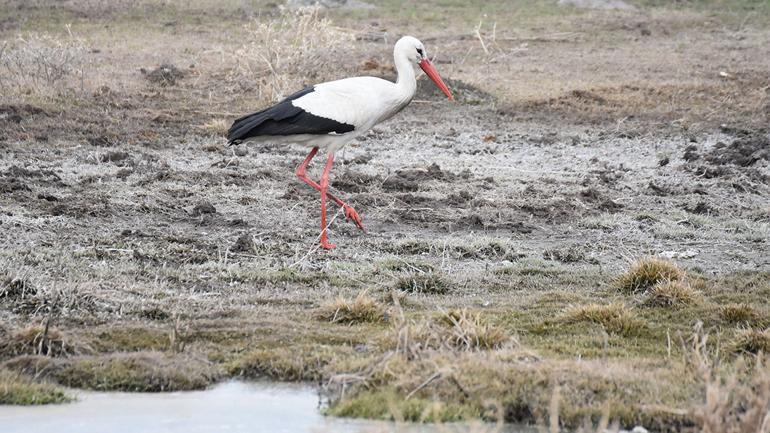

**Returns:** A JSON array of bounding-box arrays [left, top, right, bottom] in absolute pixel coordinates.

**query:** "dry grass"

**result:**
[[563, 303, 643, 336], [0, 32, 90, 99], [0, 368, 71, 405], [720, 304, 761, 326], [4, 351, 220, 391], [394, 273, 451, 295], [0, 324, 81, 358], [315, 291, 387, 325], [732, 329, 770, 355], [690, 331, 770, 433], [226, 6, 354, 103], [618, 257, 685, 294], [437, 309, 509, 351], [199, 118, 229, 137], [388, 309, 509, 357], [643, 280, 701, 308]]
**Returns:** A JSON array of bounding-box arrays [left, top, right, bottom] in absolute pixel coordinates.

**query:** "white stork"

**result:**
[[228, 36, 453, 250]]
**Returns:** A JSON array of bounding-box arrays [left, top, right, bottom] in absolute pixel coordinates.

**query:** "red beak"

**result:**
[[419, 59, 454, 101]]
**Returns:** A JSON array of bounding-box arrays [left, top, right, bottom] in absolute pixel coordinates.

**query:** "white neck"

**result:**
[[393, 49, 416, 101]]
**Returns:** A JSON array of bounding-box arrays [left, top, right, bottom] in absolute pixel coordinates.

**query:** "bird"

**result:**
[[227, 36, 453, 250]]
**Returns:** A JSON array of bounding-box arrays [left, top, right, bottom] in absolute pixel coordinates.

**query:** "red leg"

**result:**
[[295, 148, 363, 230], [319, 152, 336, 250]]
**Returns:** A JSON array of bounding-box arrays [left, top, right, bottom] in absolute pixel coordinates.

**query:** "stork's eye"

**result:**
[[416, 48, 424, 56]]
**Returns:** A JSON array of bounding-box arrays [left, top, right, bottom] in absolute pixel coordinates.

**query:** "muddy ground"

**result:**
[[1, 0, 769, 430]]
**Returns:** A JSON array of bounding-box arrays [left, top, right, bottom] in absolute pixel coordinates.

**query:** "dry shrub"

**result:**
[[643, 280, 700, 308], [732, 329, 770, 355], [618, 257, 684, 294], [0, 31, 90, 98], [563, 303, 642, 336], [227, 6, 354, 103], [720, 304, 761, 326], [315, 291, 386, 324]]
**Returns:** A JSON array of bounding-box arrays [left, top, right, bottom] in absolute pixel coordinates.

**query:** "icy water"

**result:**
[[0, 381, 530, 433]]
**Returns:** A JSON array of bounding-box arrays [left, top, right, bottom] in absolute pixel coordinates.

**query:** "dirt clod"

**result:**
[[192, 202, 217, 216]]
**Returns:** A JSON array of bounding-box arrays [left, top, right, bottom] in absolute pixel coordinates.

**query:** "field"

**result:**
[[1, 0, 769, 430]]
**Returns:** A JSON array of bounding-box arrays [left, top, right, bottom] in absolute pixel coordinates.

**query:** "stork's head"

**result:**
[[395, 36, 454, 101]]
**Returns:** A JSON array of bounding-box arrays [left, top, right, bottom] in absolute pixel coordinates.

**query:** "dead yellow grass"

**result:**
[[618, 257, 685, 294], [643, 280, 701, 308], [315, 291, 386, 325]]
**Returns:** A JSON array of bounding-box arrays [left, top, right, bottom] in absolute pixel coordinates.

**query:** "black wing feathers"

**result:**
[[227, 87, 355, 145]]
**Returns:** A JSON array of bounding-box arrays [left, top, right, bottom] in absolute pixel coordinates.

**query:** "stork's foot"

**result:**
[[320, 240, 337, 250], [342, 204, 364, 231]]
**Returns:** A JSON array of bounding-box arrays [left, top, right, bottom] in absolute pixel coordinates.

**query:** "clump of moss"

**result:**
[[643, 280, 700, 307], [4, 352, 219, 391], [563, 303, 643, 336], [731, 329, 770, 355], [315, 291, 386, 324], [618, 257, 684, 293], [720, 304, 760, 326], [395, 273, 450, 295], [0, 369, 71, 405]]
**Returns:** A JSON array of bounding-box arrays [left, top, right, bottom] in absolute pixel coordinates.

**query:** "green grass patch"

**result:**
[[0, 369, 72, 405]]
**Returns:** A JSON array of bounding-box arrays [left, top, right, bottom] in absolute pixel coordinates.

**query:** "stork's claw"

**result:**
[[320, 241, 337, 250], [342, 204, 364, 231]]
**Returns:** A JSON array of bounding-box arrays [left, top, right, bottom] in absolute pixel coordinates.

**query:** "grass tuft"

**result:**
[[563, 303, 643, 336], [643, 280, 700, 307], [720, 304, 761, 326], [438, 309, 509, 351], [731, 329, 770, 355], [395, 273, 451, 295], [0, 368, 72, 405], [4, 352, 219, 392], [0, 324, 76, 357], [315, 291, 387, 324], [618, 257, 685, 294]]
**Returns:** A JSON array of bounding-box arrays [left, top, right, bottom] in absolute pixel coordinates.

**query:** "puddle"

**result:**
[[0, 381, 531, 433]]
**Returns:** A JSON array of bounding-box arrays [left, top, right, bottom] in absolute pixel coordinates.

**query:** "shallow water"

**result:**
[[0, 381, 529, 433]]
